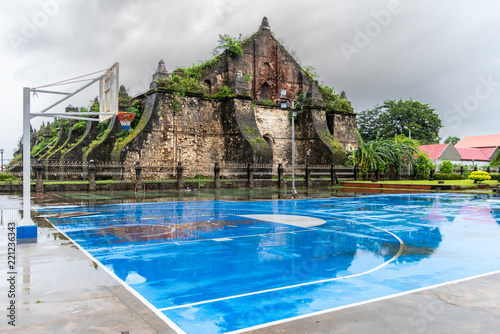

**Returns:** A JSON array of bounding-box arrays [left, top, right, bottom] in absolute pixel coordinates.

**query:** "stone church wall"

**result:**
[[331, 112, 359, 151], [119, 92, 227, 177], [117, 90, 357, 177]]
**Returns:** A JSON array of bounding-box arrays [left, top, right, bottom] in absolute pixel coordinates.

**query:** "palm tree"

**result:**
[[352, 133, 418, 180]]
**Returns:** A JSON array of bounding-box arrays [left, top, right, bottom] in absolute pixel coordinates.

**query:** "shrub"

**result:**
[[0, 172, 16, 181], [213, 85, 235, 99], [489, 173, 500, 180], [128, 103, 142, 130], [114, 130, 129, 139], [468, 171, 491, 183], [261, 99, 275, 106], [319, 85, 354, 113], [215, 34, 243, 58], [433, 173, 466, 180], [413, 152, 434, 179], [438, 160, 453, 174], [96, 120, 110, 138], [490, 151, 500, 167], [72, 120, 87, 136]]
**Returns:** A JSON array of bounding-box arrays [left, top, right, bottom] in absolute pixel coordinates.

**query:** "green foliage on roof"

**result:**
[[319, 85, 354, 113]]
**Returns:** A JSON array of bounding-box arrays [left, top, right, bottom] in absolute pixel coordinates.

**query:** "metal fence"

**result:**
[[2, 160, 357, 190], [8, 159, 499, 191]]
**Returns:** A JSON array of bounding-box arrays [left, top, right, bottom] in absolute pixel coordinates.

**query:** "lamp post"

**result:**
[[0, 149, 3, 172], [280, 90, 305, 198], [178, 144, 182, 163], [291, 109, 297, 196]]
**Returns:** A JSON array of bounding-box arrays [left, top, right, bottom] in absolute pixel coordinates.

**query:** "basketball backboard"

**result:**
[[99, 62, 119, 122]]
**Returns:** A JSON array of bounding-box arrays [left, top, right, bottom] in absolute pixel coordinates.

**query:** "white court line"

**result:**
[[148, 226, 176, 238], [227, 269, 500, 334], [213, 237, 232, 242], [49, 224, 187, 334], [159, 223, 404, 312]]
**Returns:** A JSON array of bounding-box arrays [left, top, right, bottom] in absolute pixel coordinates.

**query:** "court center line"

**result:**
[[158, 223, 404, 312]]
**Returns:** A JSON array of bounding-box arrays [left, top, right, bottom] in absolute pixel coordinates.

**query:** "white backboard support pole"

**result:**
[[20, 87, 33, 226]]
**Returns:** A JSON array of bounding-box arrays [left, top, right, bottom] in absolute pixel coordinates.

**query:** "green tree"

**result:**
[[388, 135, 419, 176], [351, 133, 418, 180], [444, 136, 460, 145], [357, 99, 442, 144], [490, 151, 500, 167], [351, 135, 388, 179], [438, 160, 453, 174], [413, 152, 434, 179]]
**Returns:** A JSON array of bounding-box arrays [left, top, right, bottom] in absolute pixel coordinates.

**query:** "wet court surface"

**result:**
[[32, 193, 500, 333]]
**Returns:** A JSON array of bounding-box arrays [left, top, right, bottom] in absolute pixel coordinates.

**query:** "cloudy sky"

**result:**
[[1, 0, 500, 160]]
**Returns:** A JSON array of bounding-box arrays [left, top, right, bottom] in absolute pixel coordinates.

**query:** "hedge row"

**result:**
[[433, 173, 466, 180]]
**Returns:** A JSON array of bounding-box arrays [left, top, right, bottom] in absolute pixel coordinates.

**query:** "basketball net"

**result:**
[[117, 111, 135, 131]]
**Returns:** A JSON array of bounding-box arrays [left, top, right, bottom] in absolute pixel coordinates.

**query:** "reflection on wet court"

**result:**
[[37, 193, 500, 334]]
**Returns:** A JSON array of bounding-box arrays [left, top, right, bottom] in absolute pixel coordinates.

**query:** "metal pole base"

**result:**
[[17, 225, 38, 244]]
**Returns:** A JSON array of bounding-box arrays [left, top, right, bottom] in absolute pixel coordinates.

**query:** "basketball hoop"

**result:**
[[117, 111, 135, 130]]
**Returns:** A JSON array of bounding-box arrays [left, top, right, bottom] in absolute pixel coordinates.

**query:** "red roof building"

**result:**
[[454, 134, 499, 162], [419, 143, 498, 163], [419, 144, 461, 161], [455, 147, 490, 161], [455, 134, 500, 148]]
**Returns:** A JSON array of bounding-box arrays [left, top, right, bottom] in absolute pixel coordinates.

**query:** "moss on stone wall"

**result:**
[[60, 126, 88, 158], [43, 121, 77, 160], [82, 117, 117, 162], [317, 130, 347, 164], [111, 94, 156, 163], [248, 136, 268, 147]]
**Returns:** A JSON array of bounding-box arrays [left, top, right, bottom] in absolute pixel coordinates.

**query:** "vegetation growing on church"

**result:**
[[319, 85, 354, 114]]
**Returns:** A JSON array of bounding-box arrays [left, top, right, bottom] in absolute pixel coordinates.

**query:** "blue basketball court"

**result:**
[[37, 193, 500, 333]]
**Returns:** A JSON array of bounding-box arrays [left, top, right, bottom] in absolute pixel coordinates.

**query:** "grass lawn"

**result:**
[[342, 179, 500, 188]]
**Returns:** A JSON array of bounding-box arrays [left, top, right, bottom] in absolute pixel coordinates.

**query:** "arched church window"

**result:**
[[204, 80, 212, 94], [259, 82, 270, 101]]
